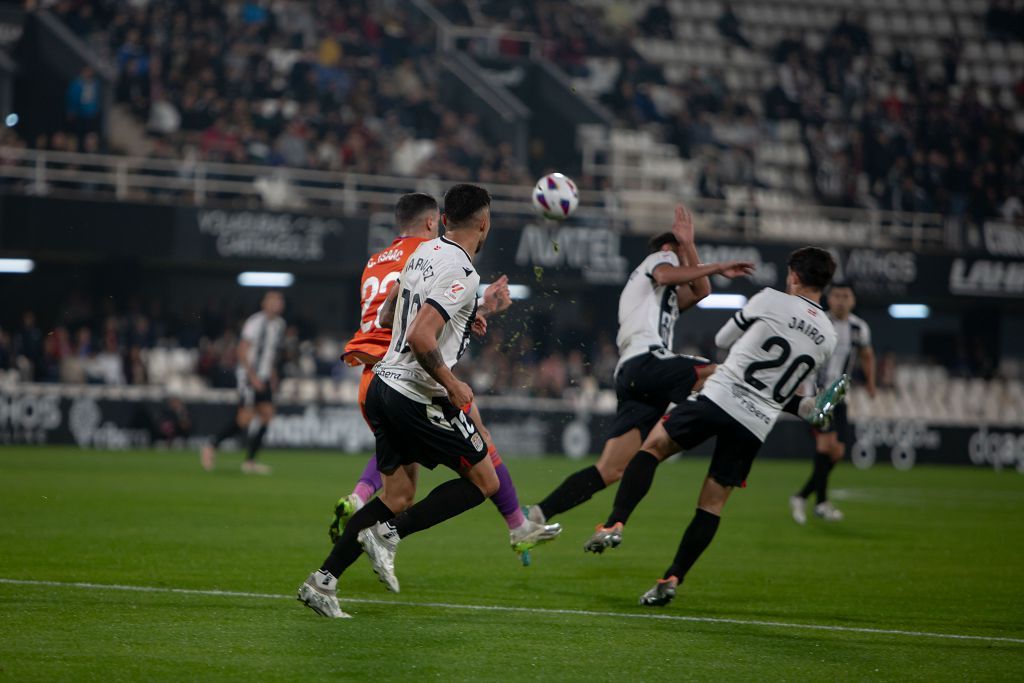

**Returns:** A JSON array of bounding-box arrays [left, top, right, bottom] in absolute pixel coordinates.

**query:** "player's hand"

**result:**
[[671, 204, 695, 245], [718, 261, 756, 278], [483, 274, 512, 315], [446, 379, 474, 411], [471, 313, 488, 337], [250, 377, 265, 391]]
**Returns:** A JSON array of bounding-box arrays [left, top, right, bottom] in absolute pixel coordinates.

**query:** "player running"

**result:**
[[329, 192, 560, 564], [523, 205, 755, 530], [201, 291, 285, 474], [790, 282, 876, 523], [582, 247, 847, 608], [299, 184, 544, 618]]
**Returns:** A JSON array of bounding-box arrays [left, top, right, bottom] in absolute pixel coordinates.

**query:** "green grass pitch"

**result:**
[[1, 446, 1022, 681]]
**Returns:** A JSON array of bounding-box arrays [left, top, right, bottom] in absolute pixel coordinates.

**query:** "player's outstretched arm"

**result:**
[[651, 260, 755, 288], [479, 274, 512, 319], [714, 290, 765, 349], [406, 305, 474, 408]]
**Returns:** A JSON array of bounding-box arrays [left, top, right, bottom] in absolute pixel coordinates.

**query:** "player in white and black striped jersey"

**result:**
[[790, 283, 876, 523], [201, 291, 286, 474]]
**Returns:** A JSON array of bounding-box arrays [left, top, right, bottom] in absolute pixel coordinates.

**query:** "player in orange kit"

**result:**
[[329, 192, 561, 564]]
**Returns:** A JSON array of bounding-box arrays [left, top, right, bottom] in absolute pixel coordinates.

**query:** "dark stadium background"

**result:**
[[0, 0, 1021, 466]]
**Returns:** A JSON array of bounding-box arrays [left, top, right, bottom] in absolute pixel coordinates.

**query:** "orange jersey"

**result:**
[[342, 236, 428, 365]]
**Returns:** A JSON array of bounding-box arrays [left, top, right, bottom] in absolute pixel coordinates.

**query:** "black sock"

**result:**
[[605, 451, 660, 527], [213, 419, 241, 447], [538, 465, 607, 520], [814, 452, 836, 503], [664, 508, 721, 581], [321, 498, 395, 578], [247, 424, 267, 461], [796, 461, 816, 499], [390, 478, 485, 539]]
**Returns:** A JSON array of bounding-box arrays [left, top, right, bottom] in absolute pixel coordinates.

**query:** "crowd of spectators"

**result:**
[[429, 0, 1023, 225], [45, 0, 530, 185], [0, 297, 624, 398], [4, 0, 1018, 225]]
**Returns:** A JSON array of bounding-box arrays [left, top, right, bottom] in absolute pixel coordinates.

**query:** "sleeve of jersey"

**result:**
[[644, 251, 680, 280], [424, 266, 479, 323], [240, 316, 259, 342], [715, 289, 768, 348], [860, 320, 873, 347]]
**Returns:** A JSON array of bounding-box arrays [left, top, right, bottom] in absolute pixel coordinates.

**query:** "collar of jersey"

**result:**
[[440, 235, 473, 265], [798, 295, 824, 310]]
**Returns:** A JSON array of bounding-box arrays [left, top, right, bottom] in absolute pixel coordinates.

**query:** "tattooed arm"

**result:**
[[406, 305, 474, 408]]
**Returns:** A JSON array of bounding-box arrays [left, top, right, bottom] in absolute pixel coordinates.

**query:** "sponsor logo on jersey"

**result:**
[[443, 279, 467, 303]]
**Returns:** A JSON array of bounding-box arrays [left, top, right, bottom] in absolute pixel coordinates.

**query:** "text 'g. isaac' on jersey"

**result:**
[[374, 236, 481, 404], [237, 311, 286, 383], [701, 288, 837, 441], [615, 250, 681, 372], [343, 235, 429, 365]]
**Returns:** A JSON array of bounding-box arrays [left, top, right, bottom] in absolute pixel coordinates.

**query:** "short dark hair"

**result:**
[[394, 193, 438, 228], [829, 281, 855, 296], [788, 247, 836, 291], [648, 232, 679, 253], [442, 184, 491, 228]]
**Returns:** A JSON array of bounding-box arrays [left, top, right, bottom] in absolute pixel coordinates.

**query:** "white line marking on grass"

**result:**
[[2, 577, 1022, 646]]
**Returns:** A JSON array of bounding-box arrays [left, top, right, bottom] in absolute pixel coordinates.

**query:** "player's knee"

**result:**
[[471, 467, 500, 498], [640, 432, 675, 461], [831, 445, 845, 462], [380, 489, 414, 512], [595, 459, 625, 484]]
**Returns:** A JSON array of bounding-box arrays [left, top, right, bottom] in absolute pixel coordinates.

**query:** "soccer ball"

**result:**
[[532, 172, 579, 220]]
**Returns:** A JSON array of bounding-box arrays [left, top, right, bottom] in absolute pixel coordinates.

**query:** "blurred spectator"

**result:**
[[13, 311, 45, 381], [65, 66, 101, 138], [717, 4, 752, 50]]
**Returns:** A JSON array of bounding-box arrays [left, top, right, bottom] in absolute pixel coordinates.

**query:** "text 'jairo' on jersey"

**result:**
[[374, 236, 480, 403], [616, 250, 681, 372], [702, 288, 837, 441]]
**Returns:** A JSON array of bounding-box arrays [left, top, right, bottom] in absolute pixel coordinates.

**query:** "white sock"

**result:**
[[315, 569, 337, 591]]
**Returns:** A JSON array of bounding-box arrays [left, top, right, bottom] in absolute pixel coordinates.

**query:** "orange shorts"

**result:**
[[358, 366, 375, 424]]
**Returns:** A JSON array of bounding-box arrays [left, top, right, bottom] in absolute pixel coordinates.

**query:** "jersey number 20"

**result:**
[[744, 336, 816, 403]]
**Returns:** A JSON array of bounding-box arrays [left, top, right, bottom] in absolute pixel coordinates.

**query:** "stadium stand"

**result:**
[[0, 0, 1020, 424]]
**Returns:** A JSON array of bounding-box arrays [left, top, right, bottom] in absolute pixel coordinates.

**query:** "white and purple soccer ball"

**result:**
[[532, 172, 579, 220]]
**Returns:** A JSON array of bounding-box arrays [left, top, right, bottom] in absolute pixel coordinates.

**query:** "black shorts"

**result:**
[[813, 402, 850, 445], [364, 375, 488, 474], [662, 396, 763, 488], [238, 382, 273, 407], [609, 349, 709, 440]]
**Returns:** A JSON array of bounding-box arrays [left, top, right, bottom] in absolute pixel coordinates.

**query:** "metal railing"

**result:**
[[0, 146, 951, 249]]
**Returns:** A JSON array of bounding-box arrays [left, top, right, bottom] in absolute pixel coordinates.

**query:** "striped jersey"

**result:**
[[237, 311, 286, 382], [374, 236, 480, 403], [615, 250, 680, 372]]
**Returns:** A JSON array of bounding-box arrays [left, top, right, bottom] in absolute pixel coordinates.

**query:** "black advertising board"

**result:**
[[2, 195, 1023, 302]]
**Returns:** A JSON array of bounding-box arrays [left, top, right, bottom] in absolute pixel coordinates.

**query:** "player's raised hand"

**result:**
[[671, 203, 695, 245], [718, 261, 756, 278], [446, 379, 474, 412], [471, 313, 488, 337], [483, 274, 512, 315]]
